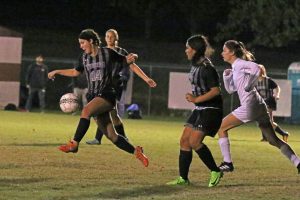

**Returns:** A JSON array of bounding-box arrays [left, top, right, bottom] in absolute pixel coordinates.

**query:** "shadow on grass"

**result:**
[[0, 177, 50, 186], [87, 184, 202, 199], [3, 143, 63, 147]]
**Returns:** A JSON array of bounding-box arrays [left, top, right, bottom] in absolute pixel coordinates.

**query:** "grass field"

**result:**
[[0, 110, 299, 200]]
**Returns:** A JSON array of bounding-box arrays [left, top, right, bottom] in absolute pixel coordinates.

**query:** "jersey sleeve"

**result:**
[[75, 54, 84, 72], [268, 78, 278, 89], [205, 66, 221, 89]]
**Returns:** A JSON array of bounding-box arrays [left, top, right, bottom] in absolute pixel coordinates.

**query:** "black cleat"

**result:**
[[297, 163, 300, 174], [219, 162, 234, 172]]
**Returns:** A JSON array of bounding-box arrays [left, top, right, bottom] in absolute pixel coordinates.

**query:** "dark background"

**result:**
[[1, 0, 299, 115]]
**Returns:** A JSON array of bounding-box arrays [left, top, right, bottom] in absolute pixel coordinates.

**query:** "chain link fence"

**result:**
[[20, 57, 288, 117]]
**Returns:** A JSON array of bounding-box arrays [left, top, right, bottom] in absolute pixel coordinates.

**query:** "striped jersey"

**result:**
[[188, 58, 223, 108], [255, 77, 277, 102], [75, 47, 128, 99]]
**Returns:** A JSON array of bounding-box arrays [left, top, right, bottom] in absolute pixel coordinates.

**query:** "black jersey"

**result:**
[[188, 58, 223, 108], [75, 47, 129, 99], [255, 77, 278, 109]]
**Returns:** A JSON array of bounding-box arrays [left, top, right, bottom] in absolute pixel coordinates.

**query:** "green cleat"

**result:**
[[166, 177, 190, 186], [208, 171, 223, 187]]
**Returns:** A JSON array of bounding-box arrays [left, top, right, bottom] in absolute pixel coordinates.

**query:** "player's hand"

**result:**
[[223, 69, 232, 76], [185, 93, 195, 103], [146, 78, 157, 88], [48, 71, 56, 80], [126, 53, 138, 64]]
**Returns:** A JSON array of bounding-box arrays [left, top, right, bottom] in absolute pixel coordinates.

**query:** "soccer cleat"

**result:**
[[135, 146, 149, 167], [208, 171, 223, 187], [166, 177, 190, 186], [86, 139, 101, 145], [58, 141, 78, 153], [219, 162, 234, 172], [282, 132, 289, 142], [297, 163, 300, 174]]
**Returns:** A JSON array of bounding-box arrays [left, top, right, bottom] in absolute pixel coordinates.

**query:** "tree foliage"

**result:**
[[215, 0, 300, 47]]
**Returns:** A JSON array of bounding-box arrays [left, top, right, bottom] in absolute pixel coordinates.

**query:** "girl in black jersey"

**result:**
[[48, 29, 149, 167], [167, 35, 223, 187], [256, 65, 289, 142], [86, 28, 156, 145]]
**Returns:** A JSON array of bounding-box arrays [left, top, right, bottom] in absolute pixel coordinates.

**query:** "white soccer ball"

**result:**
[[59, 93, 79, 113]]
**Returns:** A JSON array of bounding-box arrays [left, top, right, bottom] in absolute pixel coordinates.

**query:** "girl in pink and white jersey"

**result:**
[[218, 40, 300, 175]]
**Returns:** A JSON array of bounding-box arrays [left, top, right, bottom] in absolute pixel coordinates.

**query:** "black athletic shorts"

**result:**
[[185, 108, 223, 137], [86, 92, 116, 106], [264, 97, 277, 111]]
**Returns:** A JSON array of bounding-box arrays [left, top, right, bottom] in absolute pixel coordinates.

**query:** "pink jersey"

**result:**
[[223, 58, 268, 123]]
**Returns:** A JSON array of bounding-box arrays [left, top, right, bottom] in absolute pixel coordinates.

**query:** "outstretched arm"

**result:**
[[129, 63, 157, 88], [48, 68, 80, 80]]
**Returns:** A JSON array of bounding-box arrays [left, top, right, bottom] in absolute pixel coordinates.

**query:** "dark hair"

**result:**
[[187, 35, 214, 65], [224, 40, 255, 61], [78, 29, 101, 46]]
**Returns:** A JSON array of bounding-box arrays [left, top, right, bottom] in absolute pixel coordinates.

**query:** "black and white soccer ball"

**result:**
[[59, 93, 79, 113]]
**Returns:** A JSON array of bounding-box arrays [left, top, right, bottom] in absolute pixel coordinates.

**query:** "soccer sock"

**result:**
[[179, 150, 193, 180], [280, 144, 300, 167], [261, 131, 267, 140], [114, 135, 135, 154], [115, 124, 126, 138], [95, 128, 104, 142], [195, 144, 220, 172], [275, 126, 288, 136], [218, 137, 232, 163], [73, 118, 90, 143]]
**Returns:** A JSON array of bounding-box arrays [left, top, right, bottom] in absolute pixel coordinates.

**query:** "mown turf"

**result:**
[[0, 110, 299, 200]]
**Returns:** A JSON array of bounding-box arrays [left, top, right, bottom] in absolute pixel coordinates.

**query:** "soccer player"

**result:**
[[255, 65, 289, 142], [218, 40, 300, 174], [86, 28, 156, 145], [167, 35, 223, 187], [48, 29, 149, 167]]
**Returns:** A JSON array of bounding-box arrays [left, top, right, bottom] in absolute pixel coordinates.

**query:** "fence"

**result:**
[[20, 57, 288, 117]]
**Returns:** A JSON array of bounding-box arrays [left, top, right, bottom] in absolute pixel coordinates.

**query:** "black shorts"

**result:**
[[265, 98, 277, 110], [185, 108, 223, 137], [86, 92, 116, 106]]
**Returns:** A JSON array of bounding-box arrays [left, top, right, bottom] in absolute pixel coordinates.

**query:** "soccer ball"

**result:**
[[59, 93, 79, 113]]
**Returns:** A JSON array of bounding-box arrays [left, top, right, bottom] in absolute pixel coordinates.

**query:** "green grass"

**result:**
[[0, 110, 299, 200]]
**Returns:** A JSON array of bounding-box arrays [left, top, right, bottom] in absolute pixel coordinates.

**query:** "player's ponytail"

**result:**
[[224, 40, 255, 61]]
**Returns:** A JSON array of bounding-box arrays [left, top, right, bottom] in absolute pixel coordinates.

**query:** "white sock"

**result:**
[[218, 137, 232, 163], [291, 155, 300, 167], [280, 144, 300, 167]]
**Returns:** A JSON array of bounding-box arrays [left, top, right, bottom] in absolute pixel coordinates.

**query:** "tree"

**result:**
[[215, 0, 300, 47]]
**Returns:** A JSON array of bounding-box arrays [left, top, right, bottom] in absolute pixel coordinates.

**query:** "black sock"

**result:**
[[73, 118, 90, 143], [115, 124, 126, 138], [114, 135, 135, 154], [275, 126, 288, 136], [195, 144, 220, 172], [179, 150, 193, 180], [95, 128, 104, 142]]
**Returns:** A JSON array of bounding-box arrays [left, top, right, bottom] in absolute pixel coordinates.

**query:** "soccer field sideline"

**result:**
[[0, 110, 300, 200]]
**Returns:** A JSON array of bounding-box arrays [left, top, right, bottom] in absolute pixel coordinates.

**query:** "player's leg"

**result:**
[[167, 126, 192, 185], [97, 112, 148, 167], [218, 113, 243, 172], [59, 97, 113, 153], [269, 108, 289, 142], [110, 108, 127, 138], [258, 120, 300, 173]]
